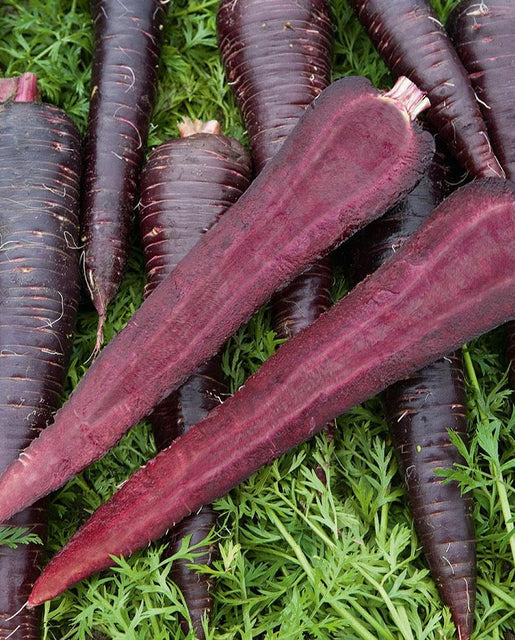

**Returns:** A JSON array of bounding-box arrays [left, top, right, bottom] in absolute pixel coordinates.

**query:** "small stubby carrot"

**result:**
[[81, 0, 167, 350], [447, 0, 515, 388], [27, 177, 515, 605], [347, 0, 504, 179], [138, 118, 252, 638], [0, 75, 434, 525], [346, 150, 476, 640], [0, 74, 81, 639]]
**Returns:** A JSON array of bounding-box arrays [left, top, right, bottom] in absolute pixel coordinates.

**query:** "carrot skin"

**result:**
[[81, 0, 167, 336], [0, 76, 434, 523], [448, 0, 515, 389], [216, 0, 333, 174], [347, 0, 504, 179], [139, 130, 251, 638], [346, 152, 476, 639], [0, 90, 81, 636], [28, 178, 515, 604]]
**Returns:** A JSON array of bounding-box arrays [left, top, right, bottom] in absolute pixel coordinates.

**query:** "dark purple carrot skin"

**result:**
[[216, 0, 333, 173], [0, 75, 434, 524], [27, 178, 515, 604], [139, 128, 251, 639], [0, 76, 81, 637], [217, 0, 335, 443], [347, 0, 504, 179], [346, 151, 476, 639], [447, 0, 515, 390], [82, 0, 167, 346]]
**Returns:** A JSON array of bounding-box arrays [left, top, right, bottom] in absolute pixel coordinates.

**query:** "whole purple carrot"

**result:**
[[139, 118, 252, 638], [0, 74, 81, 639], [347, 0, 504, 179], [347, 151, 476, 640], [81, 0, 167, 350], [447, 0, 515, 387]]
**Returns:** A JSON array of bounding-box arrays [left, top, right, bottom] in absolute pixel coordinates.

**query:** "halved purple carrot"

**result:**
[[28, 177, 515, 605], [346, 151, 476, 640], [81, 0, 167, 350], [0, 74, 81, 638], [447, 0, 515, 388], [138, 117, 252, 638], [347, 0, 504, 179], [0, 75, 434, 525]]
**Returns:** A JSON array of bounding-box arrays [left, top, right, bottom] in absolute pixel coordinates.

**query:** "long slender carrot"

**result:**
[[0, 76, 434, 525], [0, 74, 81, 639], [447, 0, 515, 388], [28, 177, 515, 606], [346, 151, 476, 640], [347, 0, 504, 179], [81, 0, 167, 350], [138, 118, 252, 638]]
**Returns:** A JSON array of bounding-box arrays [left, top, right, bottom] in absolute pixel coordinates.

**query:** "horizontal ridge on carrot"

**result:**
[[28, 177, 515, 604], [0, 75, 434, 524]]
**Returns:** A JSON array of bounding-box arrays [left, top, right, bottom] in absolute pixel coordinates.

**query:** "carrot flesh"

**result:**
[[0, 76, 81, 636], [347, 0, 504, 179], [81, 0, 167, 348], [0, 75, 434, 524], [139, 125, 251, 638], [28, 177, 515, 605]]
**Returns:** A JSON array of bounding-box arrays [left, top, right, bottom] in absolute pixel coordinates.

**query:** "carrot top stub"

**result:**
[[0, 73, 39, 103]]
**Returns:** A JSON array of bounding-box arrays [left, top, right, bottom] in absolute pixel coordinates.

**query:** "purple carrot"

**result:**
[[217, 0, 335, 444], [447, 0, 515, 389], [0, 74, 81, 638], [347, 0, 504, 179], [0, 75, 434, 524], [139, 118, 252, 638], [81, 0, 167, 350], [27, 177, 515, 605], [346, 151, 476, 640]]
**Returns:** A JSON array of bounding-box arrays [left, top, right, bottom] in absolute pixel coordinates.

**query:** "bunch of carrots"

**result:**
[[0, 1, 513, 639]]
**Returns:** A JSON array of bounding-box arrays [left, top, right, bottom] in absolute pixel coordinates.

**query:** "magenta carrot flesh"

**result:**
[[0, 75, 433, 525], [28, 177, 515, 605]]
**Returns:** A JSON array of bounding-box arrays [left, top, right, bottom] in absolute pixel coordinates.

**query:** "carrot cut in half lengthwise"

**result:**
[[81, 0, 167, 349], [0, 74, 81, 638], [347, 0, 504, 179], [28, 177, 515, 605], [0, 75, 434, 523], [138, 121, 252, 639]]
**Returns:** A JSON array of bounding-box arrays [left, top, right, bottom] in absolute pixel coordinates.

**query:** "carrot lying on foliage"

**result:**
[[27, 177, 515, 605], [0, 74, 81, 638], [346, 150, 476, 640], [0, 75, 434, 523], [138, 117, 252, 639], [347, 0, 504, 179], [447, 0, 515, 388], [217, 0, 335, 442], [81, 0, 167, 350]]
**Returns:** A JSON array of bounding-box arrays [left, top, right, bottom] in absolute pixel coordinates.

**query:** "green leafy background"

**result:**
[[0, 1, 513, 638]]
